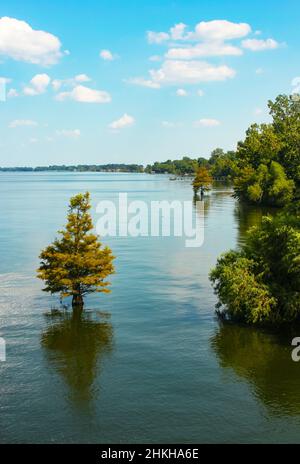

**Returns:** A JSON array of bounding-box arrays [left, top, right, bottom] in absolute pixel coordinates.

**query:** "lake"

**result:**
[[0, 172, 299, 443]]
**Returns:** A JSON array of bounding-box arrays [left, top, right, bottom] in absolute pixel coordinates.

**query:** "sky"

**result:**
[[0, 0, 299, 167]]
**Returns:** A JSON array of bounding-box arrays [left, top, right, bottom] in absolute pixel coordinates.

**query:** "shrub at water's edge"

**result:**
[[210, 203, 300, 325], [37, 192, 115, 309]]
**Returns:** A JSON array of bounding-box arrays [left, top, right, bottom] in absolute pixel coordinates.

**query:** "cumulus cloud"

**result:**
[[74, 74, 91, 82], [194, 118, 220, 127], [149, 60, 236, 85], [129, 60, 235, 87], [166, 42, 242, 59], [191, 20, 251, 41], [56, 129, 81, 138], [109, 113, 135, 130], [242, 38, 279, 51], [23, 73, 51, 96], [147, 31, 170, 44], [176, 88, 188, 96], [56, 85, 111, 103], [51, 74, 91, 91], [126, 77, 160, 89], [100, 49, 116, 60], [9, 119, 38, 128], [147, 20, 251, 44], [170, 23, 187, 40], [0, 16, 63, 65]]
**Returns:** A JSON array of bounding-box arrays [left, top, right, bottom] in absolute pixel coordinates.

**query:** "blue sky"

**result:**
[[0, 0, 299, 167]]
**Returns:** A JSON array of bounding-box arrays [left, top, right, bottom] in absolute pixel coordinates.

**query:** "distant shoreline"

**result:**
[[0, 164, 145, 173]]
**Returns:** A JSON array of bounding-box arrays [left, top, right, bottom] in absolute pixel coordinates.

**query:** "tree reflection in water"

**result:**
[[211, 322, 300, 417], [41, 308, 113, 408]]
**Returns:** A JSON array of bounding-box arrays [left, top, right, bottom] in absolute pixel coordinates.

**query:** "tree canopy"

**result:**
[[37, 192, 115, 308], [233, 94, 299, 207], [193, 167, 213, 194], [210, 203, 300, 325]]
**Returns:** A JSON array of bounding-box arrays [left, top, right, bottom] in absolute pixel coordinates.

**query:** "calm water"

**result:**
[[0, 172, 299, 444]]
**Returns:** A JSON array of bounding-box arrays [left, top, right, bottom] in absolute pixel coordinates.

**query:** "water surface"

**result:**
[[0, 172, 299, 443]]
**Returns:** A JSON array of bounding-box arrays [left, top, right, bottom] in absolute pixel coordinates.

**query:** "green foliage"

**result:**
[[37, 192, 115, 306], [145, 156, 199, 175], [145, 150, 237, 178], [209, 149, 237, 179], [234, 161, 294, 206], [210, 210, 300, 325], [234, 94, 300, 206]]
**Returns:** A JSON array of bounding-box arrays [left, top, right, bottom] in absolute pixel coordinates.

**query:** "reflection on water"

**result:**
[[41, 309, 113, 407], [211, 323, 300, 417], [234, 202, 277, 245], [2, 173, 300, 443]]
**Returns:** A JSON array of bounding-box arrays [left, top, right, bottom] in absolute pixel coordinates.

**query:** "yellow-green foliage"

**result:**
[[193, 167, 213, 193], [37, 192, 115, 305]]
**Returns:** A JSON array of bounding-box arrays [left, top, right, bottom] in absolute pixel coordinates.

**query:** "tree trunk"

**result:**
[[72, 293, 84, 309]]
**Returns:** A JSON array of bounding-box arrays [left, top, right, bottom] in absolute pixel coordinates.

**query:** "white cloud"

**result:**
[[148, 20, 251, 44], [149, 60, 236, 85], [7, 88, 18, 98], [170, 23, 187, 40], [194, 118, 220, 127], [109, 113, 135, 130], [9, 119, 38, 128], [0, 16, 63, 65], [56, 129, 81, 138], [242, 38, 279, 51], [24, 73, 51, 96], [29, 137, 38, 143], [191, 20, 251, 41], [100, 49, 116, 61], [126, 77, 161, 89], [74, 74, 91, 82], [56, 85, 111, 103], [52, 79, 62, 91], [176, 88, 188, 96], [166, 42, 242, 59], [197, 89, 204, 96], [147, 31, 170, 44], [51, 74, 91, 91]]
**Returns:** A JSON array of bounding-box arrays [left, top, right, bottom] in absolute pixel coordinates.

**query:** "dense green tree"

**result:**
[[210, 150, 237, 179], [210, 207, 300, 325], [234, 161, 294, 206], [233, 94, 300, 206], [37, 192, 115, 308]]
